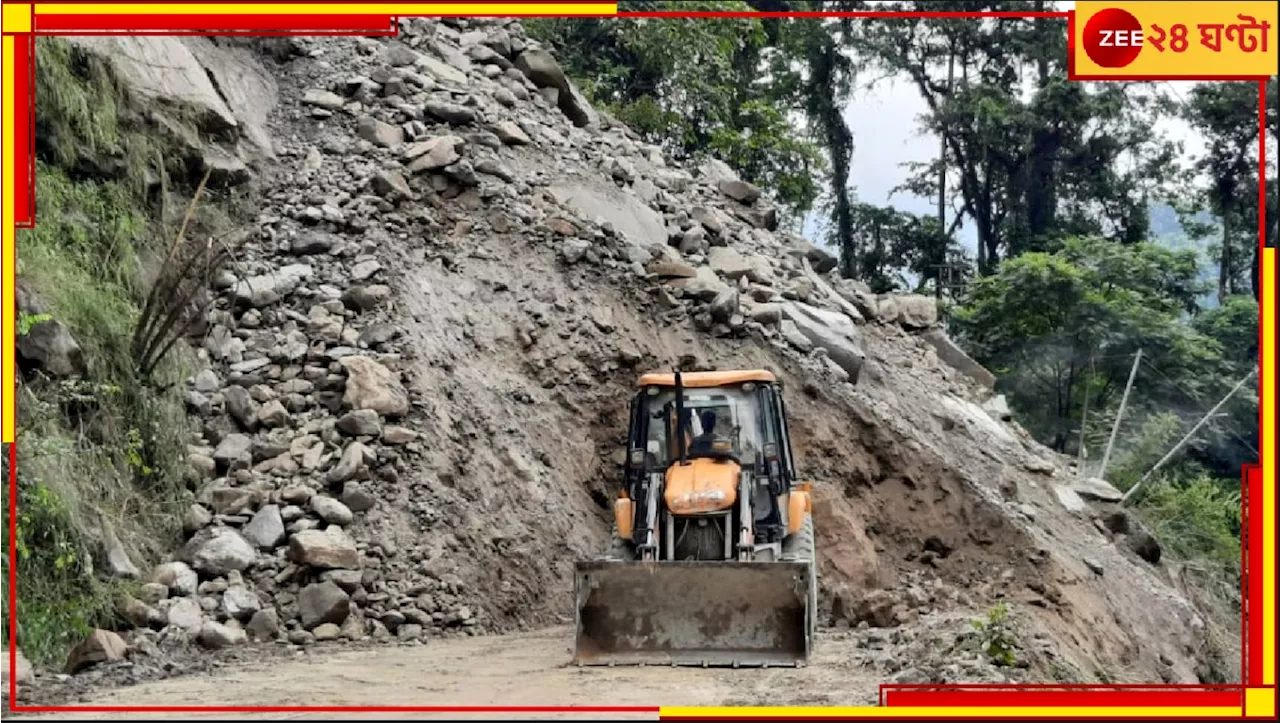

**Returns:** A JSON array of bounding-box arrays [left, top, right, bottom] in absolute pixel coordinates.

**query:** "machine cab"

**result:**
[[620, 370, 804, 552]]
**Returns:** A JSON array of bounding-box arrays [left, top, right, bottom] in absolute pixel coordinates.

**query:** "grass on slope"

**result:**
[[0, 38, 197, 666]]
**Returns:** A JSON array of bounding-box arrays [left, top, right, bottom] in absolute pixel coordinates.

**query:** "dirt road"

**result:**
[[14, 627, 882, 720]]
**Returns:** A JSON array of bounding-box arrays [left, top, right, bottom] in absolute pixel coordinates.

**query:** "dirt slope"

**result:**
[[10, 16, 1229, 712]]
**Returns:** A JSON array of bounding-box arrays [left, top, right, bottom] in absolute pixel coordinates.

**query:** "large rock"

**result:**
[[786, 239, 839, 274], [1070, 477, 1124, 503], [198, 620, 247, 649], [920, 329, 997, 389], [16, 318, 87, 377], [405, 135, 466, 173], [64, 629, 128, 674], [181, 37, 277, 158], [668, 266, 732, 302], [101, 520, 141, 580], [513, 49, 596, 127], [417, 53, 469, 85], [782, 303, 865, 383], [212, 433, 253, 471], [356, 116, 403, 147], [181, 527, 256, 576], [288, 526, 360, 569], [67, 37, 237, 133], [339, 356, 409, 417], [222, 583, 261, 621], [167, 596, 204, 633], [233, 264, 312, 307], [890, 294, 938, 329], [152, 561, 198, 597], [718, 178, 762, 204], [298, 580, 350, 630], [549, 183, 666, 250], [423, 100, 477, 126], [707, 246, 753, 281], [242, 504, 286, 550]]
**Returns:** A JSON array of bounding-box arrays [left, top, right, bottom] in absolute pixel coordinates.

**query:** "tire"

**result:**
[[605, 530, 636, 561], [782, 514, 818, 649]]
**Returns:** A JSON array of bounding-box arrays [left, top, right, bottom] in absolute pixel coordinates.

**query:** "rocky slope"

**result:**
[[10, 17, 1229, 704]]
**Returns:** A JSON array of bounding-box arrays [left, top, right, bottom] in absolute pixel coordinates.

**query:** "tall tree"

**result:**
[[1181, 82, 1260, 303], [854, 1, 1177, 275], [527, 1, 826, 216], [749, 1, 861, 275]]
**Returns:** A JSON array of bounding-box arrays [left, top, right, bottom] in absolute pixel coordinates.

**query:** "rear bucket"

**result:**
[[572, 559, 813, 667]]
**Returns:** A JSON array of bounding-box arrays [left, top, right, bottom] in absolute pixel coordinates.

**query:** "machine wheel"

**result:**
[[605, 530, 636, 561], [782, 514, 818, 648]]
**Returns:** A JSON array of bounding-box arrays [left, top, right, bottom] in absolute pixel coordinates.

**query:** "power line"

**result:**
[[1139, 358, 1260, 457]]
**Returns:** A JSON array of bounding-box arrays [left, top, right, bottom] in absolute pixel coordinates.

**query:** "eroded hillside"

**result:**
[[5, 16, 1236, 710]]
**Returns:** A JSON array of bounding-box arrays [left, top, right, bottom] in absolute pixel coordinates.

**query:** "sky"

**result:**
[[799, 1, 1208, 252]]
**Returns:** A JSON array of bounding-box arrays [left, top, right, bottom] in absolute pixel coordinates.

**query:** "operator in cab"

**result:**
[[689, 410, 722, 455]]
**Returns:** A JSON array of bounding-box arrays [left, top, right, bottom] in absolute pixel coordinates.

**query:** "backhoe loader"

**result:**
[[573, 369, 818, 667]]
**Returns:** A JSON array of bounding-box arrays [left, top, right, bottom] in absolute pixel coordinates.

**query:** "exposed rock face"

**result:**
[[16, 318, 87, 377]]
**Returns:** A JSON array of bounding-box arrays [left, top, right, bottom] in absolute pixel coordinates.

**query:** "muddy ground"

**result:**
[[11, 627, 883, 718]]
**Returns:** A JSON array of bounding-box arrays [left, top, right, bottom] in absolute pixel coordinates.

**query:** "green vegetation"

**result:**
[[1, 38, 204, 664], [527, 1, 845, 221], [971, 602, 1018, 667]]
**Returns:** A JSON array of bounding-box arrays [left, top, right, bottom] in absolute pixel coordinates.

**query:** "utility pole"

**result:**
[[1099, 349, 1142, 482], [1121, 368, 1258, 506]]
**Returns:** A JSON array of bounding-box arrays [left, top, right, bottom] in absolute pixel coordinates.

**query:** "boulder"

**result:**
[[718, 178, 762, 204], [166, 596, 204, 633], [706, 246, 753, 281], [246, 608, 280, 641], [514, 49, 597, 127], [311, 496, 355, 526], [404, 135, 465, 173], [548, 183, 666, 250], [64, 629, 128, 674], [181, 527, 256, 576], [1070, 477, 1124, 503], [298, 580, 350, 630], [152, 561, 198, 597], [669, 266, 732, 302], [356, 116, 403, 147], [232, 264, 312, 308], [288, 526, 360, 569], [339, 356, 409, 417], [920, 329, 997, 390], [242, 504, 286, 550], [891, 294, 939, 329], [16, 318, 87, 377], [198, 620, 247, 649], [782, 303, 865, 383]]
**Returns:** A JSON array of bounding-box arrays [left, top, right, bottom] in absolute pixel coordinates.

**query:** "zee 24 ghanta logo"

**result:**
[[1083, 7, 1271, 68]]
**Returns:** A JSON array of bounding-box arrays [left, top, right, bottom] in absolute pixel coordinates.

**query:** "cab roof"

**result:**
[[636, 370, 777, 388]]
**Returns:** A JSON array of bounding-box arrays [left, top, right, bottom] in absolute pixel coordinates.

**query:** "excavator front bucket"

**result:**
[[572, 559, 813, 667]]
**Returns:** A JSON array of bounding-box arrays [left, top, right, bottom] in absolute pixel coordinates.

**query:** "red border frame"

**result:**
[[2, 2, 1274, 718]]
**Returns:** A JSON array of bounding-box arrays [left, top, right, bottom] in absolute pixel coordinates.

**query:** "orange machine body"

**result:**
[[664, 457, 740, 515]]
